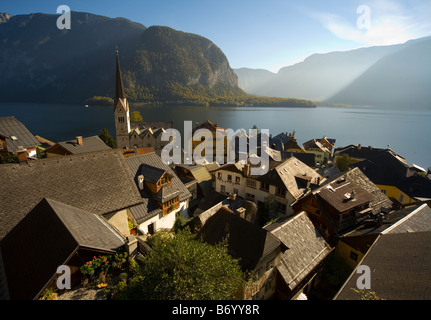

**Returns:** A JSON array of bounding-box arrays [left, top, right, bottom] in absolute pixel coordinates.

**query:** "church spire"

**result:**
[[115, 50, 126, 104]]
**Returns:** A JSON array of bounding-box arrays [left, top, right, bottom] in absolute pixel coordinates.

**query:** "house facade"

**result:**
[[302, 139, 332, 167], [124, 152, 192, 235], [213, 157, 323, 217]]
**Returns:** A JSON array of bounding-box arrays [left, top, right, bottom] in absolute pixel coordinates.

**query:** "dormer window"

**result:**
[[160, 175, 171, 186]]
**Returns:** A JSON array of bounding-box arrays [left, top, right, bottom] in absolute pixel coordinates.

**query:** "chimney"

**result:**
[[138, 175, 145, 190], [357, 144, 361, 150], [16, 146, 27, 163], [236, 207, 246, 219], [76, 136, 83, 146], [126, 234, 138, 256], [243, 164, 250, 177]]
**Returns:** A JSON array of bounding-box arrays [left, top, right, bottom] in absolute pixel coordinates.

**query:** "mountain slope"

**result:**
[[235, 43, 404, 101], [0, 12, 243, 104], [235, 68, 276, 94], [235, 37, 430, 107], [326, 37, 431, 109]]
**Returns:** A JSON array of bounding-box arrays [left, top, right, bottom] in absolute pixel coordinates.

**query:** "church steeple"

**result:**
[[114, 50, 131, 149], [115, 50, 126, 105]]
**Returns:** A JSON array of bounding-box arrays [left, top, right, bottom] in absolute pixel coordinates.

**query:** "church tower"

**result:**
[[114, 51, 131, 149]]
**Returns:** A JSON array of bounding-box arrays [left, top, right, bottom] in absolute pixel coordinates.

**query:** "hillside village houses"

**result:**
[[2, 52, 431, 301]]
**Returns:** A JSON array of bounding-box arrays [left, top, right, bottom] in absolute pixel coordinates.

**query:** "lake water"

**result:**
[[1, 102, 430, 169]]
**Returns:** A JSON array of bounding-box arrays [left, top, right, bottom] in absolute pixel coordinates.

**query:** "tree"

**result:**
[[256, 198, 278, 227], [130, 111, 143, 123], [99, 128, 117, 149], [335, 154, 356, 172], [0, 153, 18, 164], [119, 229, 245, 300]]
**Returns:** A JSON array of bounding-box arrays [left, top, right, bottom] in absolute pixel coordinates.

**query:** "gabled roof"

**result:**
[[335, 231, 431, 300], [381, 203, 431, 234], [272, 157, 323, 199], [34, 135, 56, 148], [124, 152, 192, 202], [340, 204, 431, 246], [350, 151, 408, 186], [128, 196, 162, 225], [140, 164, 168, 184], [282, 151, 316, 168], [0, 198, 125, 300], [302, 139, 331, 153], [198, 207, 281, 272], [334, 145, 397, 161], [265, 212, 332, 291], [175, 163, 213, 195], [319, 167, 393, 214], [0, 116, 39, 153], [132, 120, 174, 131], [316, 180, 375, 213], [270, 132, 301, 153], [351, 152, 431, 199], [48, 136, 111, 155], [0, 149, 144, 240], [192, 120, 226, 133]]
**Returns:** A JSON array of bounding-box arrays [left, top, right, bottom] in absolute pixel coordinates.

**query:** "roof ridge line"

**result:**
[[381, 203, 428, 234]]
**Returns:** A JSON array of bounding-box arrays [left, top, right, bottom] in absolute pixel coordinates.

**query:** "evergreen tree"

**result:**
[[99, 128, 117, 149]]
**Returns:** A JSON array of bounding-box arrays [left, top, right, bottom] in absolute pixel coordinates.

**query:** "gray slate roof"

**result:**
[[129, 199, 162, 225], [0, 149, 144, 240], [265, 212, 333, 291], [140, 164, 167, 184], [335, 231, 431, 300], [381, 203, 431, 234], [54, 136, 111, 154], [175, 163, 213, 196], [0, 198, 125, 300], [0, 116, 39, 153], [317, 167, 393, 214], [199, 207, 281, 272]]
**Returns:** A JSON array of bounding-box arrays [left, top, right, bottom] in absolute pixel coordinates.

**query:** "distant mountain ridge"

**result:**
[[0, 11, 242, 104], [235, 36, 431, 109]]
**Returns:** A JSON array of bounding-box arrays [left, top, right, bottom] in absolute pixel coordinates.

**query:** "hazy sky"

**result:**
[[4, 0, 431, 72]]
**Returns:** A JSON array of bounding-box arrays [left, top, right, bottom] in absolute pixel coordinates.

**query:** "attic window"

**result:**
[[10, 135, 18, 141]]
